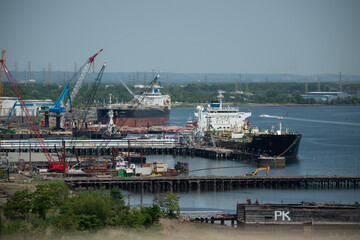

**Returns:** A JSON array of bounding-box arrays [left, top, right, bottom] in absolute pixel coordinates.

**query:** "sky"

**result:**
[[1, 0, 360, 75]]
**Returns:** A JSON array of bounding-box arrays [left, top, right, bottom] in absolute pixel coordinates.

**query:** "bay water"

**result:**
[[126, 105, 360, 213]]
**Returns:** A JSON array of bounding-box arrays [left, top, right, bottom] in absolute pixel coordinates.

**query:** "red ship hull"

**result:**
[[114, 116, 170, 127], [97, 108, 171, 127]]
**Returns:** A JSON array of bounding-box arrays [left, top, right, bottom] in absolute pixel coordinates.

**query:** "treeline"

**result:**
[[2, 81, 360, 107], [0, 181, 180, 239]]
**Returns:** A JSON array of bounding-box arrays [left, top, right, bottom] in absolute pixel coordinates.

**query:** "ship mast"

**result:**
[[107, 93, 115, 134], [217, 90, 225, 109]]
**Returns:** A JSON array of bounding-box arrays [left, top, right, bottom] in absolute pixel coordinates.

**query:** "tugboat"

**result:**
[[194, 91, 302, 159]]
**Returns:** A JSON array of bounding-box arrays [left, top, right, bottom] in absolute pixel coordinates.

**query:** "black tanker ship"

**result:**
[[216, 133, 302, 159], [195, 91, 302, 160]]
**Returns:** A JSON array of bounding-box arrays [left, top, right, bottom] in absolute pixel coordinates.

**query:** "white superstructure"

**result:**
[[117, 76, 171, 110], [194, 91, 251, 133]]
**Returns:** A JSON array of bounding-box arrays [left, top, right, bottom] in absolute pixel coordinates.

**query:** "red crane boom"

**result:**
[[0, 59, 67, 171]]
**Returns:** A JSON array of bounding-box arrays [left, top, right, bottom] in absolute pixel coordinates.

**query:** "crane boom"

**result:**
[[0, 59, 67, 171], [78, 61, 106, 129], [120, 79, 137, 100], [49, 83, 71, 113], [65, 49, 103, 109], [0, 50, 6, 116], [247, 166, 270, 176]]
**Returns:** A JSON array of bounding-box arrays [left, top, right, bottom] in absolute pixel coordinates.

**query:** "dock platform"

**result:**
[[65, 175, 360, 192]]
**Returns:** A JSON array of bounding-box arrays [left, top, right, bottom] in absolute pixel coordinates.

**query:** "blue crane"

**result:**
[[39, 83, 71, 130]]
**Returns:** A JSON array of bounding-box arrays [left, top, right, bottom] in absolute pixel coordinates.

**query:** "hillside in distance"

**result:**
[[10, 70, 360, 86]]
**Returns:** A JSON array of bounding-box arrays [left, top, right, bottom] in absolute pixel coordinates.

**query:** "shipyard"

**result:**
[[1, 1, 360, 239], [1, 51, 359, 233]]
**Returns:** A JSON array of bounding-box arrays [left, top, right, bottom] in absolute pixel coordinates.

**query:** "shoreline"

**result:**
[[171, 102, 360, 108]]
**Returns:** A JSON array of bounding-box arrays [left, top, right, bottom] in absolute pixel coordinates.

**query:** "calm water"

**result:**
[[127, 105, 360, 213]]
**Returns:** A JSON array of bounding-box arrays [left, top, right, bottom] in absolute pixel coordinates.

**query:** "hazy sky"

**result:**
[[1, 0, 359, 75]]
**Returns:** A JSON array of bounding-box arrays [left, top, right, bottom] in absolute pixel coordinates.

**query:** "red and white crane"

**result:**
[[65, 49, 103, 110]]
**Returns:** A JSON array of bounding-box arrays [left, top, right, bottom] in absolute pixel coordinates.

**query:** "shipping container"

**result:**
[[117, 170, 125, 177]]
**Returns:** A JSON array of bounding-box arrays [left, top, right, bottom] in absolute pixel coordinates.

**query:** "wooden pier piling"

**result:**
[[65, 175, 360, 192]]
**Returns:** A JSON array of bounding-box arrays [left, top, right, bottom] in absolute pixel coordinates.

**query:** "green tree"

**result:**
[[153, 191, 180, 218], [72, 191, 111, 230], [2, 189, 32, 220], [110, 187, 124, 202], [77, 214, 101, 231], [31, 182, 70, 219]]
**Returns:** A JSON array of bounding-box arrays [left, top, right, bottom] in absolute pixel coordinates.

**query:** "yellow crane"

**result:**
[[0, 49, 6, 117]]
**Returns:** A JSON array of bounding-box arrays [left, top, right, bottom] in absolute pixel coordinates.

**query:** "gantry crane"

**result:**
[[0, 57, 67, 171]]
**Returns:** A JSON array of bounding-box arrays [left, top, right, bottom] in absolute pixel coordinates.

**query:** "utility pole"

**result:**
[[6, 153, 9, 182], [143, 73, 147, 86], [58, 71, 61, 87], [246, 77, 248, 93], [14, 61, 18, 81], [43, 68, 46, 86], [339, 72, 342, 92], [136, 71, 139, 85], [48, 63, 52, 85], [235, 77, 238, 92], [29, 144, 31, 170], [127, 140, 131, 168], [166, 74, 169, 94], [239, 74, 242, 92], [28, 61, 32, 80]]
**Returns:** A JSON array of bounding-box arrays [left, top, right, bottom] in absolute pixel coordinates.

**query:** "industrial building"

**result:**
[[301, 91, 349, 101]]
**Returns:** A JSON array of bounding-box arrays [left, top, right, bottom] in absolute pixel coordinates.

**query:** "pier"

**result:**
[[187, 202, 360, 226], [65, 175, 360, 192]]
